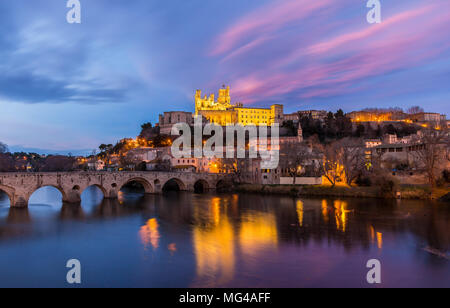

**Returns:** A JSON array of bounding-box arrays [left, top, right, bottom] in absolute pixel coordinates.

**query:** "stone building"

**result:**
[[158, 111, 194, 135], [195, 85, 284, 126], [283, 112, 300, 124], [408, 112, 446, 126], [298, 110, 328, 121]]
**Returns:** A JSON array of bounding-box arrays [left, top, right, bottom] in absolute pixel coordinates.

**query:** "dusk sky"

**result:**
[[0, 0, 449, 154]]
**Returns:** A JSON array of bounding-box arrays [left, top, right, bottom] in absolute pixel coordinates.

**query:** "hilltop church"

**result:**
[[195, 85, 284, 127], [158, 86, 284, 134]]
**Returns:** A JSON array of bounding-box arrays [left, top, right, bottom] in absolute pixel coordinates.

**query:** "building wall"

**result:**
[[159, 111, 193, 135], [409, 112, 443, 123], [271, 104, 284, 124], [299, 110, 328, 120], [283, 112, 300, 123], [198, 109, 238, 126], [235, 108, 272, 126], [280, 177, 323, 185]]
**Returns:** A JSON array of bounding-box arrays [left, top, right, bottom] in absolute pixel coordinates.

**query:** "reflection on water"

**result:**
[[0, 188, 449, 287], [140, 218, 161, 250]]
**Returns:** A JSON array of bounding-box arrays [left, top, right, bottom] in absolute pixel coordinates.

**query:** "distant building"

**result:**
[[347, 110, 406, 122], [372, 143, 427, 169], [348, 110, 447, 128], [383, 134, 398, 144], [298, 110, 328, 121], [365, 139, 382, 148], [383, 133, 421, 145], [407, 113, 446, 127], [88, 160, 105, 171], [158, 111, 194, 135], [283, 112, 300, 124], [127, 147, 158, 162]]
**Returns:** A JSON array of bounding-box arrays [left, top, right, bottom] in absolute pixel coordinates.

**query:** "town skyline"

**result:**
[[0, 0, 449, 153]]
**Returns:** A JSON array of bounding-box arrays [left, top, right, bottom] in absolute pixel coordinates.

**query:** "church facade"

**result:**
[[158, 86, 285, 134], [195, 86, 284, 126]]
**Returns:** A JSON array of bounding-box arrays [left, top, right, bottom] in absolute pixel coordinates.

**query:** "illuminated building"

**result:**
[[195, 85, 284, 126], [347, 111, 397, 122], [348, 110, 446, 127], [158, 86, 286, 135]]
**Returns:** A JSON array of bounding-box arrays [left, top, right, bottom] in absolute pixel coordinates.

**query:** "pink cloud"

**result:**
[[233, 29, 449, 103], [212, 1, 450, 104], [210, 0, 333, 56], [305, 4, 436, 56], [220, 35, 272, 63]]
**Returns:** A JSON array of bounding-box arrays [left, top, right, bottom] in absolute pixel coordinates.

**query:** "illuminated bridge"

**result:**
[[0, 172, 231, 208]]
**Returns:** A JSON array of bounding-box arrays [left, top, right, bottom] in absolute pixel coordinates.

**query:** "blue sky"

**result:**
[[0, 0, 449, 154]]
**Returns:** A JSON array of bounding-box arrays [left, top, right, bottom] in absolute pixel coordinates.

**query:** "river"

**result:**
[[0, 186, 449, 287]]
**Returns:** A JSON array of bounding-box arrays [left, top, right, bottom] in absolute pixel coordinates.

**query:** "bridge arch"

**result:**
[[0, 185, 14, 207], [194, 179, 209, 194], [119, 177, 153, 194], [215, 179, 231, 192], [80, 184, 107, 198], [162, 178, 186, 192], [28, 185, 67, 205]]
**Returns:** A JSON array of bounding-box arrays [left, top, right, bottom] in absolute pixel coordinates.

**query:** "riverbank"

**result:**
[[235, 184, 450, 201]]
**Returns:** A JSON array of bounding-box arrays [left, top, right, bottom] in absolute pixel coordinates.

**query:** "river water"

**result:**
[[0, 186, 449, 288]]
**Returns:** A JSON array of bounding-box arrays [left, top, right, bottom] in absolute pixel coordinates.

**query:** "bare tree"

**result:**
[[339, 138, 366, 186], [0, 142, 8, 154], [407, 106, 424, 114], [38, 156, 76, 172], [316, 138, 365, 186], [218, 157, 252, 184], [280, 142, 310, 184], [411, 128, 449, 187], [0, 153, 15, 172], [320, 142, 345, 187]]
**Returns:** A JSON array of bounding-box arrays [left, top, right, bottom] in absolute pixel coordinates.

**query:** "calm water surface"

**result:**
[[0, 187, 449, 288]]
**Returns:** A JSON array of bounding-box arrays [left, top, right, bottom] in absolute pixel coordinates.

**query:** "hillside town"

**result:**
[[1, 86, 449, 194]]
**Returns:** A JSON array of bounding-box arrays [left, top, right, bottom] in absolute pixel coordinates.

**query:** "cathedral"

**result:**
[[195, 86, 283, 126], [158, 85, 285, 135]]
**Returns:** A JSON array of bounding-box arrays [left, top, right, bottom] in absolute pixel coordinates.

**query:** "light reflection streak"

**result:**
[[139, 218, 161, 250]]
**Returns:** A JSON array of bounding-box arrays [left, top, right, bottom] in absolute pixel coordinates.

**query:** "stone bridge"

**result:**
[[0, 171, 231, 208]]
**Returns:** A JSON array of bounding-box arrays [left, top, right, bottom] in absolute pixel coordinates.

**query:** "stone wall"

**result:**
[[280, 177, 323, 185]]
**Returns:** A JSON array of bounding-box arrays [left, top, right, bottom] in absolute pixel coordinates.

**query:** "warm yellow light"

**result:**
[[296, 200, 304, 227], [377, 232, 383, 249], [139, 218, 160, 250]]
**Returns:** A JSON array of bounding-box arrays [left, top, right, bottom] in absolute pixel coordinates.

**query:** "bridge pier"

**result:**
[[64, 190, 81, 204], [12, 193, 28, 208], [104, 190, 118, 199]]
